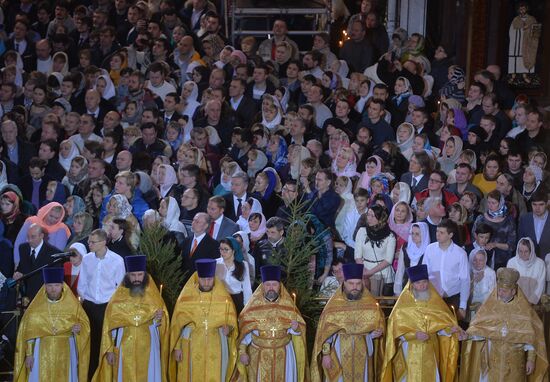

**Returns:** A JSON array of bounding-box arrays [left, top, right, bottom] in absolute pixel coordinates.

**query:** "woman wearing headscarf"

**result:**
[[357, 155, 383, 191], [251, 168, 281, 219], [266, 134, 288, 172], [181, 80, 201, 119], [104, 194, 141, 250], [246, 148, 268, 179], [0, 190, 27, 245], [58, 140, 80, 172], [472, 190, 516, 270], [331, 146, 358, 178], [94, 72, 117, 104], [157, 164, 178, 198], [368, 174, 393, 211], [439, 65, 466, 103], [404, 95, 425, 123], [354, 204, 396, 296], [260, 94, 284, 131], [159, 196, 187, 246], [63, 195, 86, 230], [390, 76, 412, 127], [14, 202, 71, 265], [447, 107, 468, 141], [62, 156, 88, 195], [236, 197, 263, 234], [507, 237, 546, 305], [51, 52, 69, 76], [66, 211, 94, 249], [334, 176, 355, 241], [248, 212, 267, 250], [468, 248, 496, 321], [390, 182, 412, 205], [522, 165, 543, 204], [437, 135, 464, 174], [393, 222, 430, 294], [64, 242, 87, 296], [396, 122, 415, 159], [0, 221, 13, 284], [287, 144, 311, 182], [216, 236, 253, 312], [201, 33, 225, 67]]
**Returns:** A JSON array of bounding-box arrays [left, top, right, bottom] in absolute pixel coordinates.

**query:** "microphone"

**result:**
[[51, 252, 76, 259]]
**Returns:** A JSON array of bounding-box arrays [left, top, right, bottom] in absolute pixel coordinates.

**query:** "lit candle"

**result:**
[[338, 40, 343, 47], [291, 292, 298, 322], [160, 284, 163, 296], [451, 305, 457, 320], [225, 298, 229, 325]]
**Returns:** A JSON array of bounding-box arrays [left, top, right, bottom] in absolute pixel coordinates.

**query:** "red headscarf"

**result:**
[[26, 202, 71, 237], [1, 191, 21, 224]]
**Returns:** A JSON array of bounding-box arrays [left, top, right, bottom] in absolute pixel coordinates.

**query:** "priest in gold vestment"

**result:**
[[311, 263, 385, 382], [14, 267, 90, 382], [168, 258, 238, 382], [93, 255, 170, 382], [461, 267, 548, 382], [235, 265, 309, 381], [381, 264, 461, 382]]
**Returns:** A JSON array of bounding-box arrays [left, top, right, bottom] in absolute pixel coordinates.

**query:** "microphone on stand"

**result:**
[[51, 252, 77, 259]]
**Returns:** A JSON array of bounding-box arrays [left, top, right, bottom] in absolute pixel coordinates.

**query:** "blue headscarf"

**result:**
[[65, 196, 86, 228], [226, 236, 244, 262], [262, 169, 278, 200], [266, 135, 288, 171]]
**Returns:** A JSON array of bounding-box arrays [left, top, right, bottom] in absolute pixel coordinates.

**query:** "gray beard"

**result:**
[[264, 290, 279, 302], [413, 289, 430, 301]]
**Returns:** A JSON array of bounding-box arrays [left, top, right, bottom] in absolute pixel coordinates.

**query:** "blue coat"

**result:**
[[99, 189, 150, 227]]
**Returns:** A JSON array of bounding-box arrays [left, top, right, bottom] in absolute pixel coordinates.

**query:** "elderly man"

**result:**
[[169, 258, 238, 381], [311, 263, 385, 381], [195, 99, 237, 148], [235, 265, 308, 381], [461, 268, 548, 381], [93, 255, 169, 381], [14, 267, 90, 381], [381, 264, 462, 382]]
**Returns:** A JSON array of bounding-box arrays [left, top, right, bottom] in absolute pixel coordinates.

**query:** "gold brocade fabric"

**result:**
[[310, 286, 385, 382], [168, 273, 238, 382], [235, 283, 309, 382], [380, 283, 459, 382], [465, 288, 549, 382], [14, 283, 90, 382], [92, 278, 170, 382]]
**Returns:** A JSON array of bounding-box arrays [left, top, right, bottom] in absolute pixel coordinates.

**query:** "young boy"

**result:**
[[466, 223, 495, 268]]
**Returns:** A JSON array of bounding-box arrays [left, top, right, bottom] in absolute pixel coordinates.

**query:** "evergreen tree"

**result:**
[[139, 223, 185, 313]]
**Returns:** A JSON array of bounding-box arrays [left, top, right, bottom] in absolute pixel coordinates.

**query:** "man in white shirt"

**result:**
[[423, 219, 470, 321], [35, 39, 52, 73], [77, 228, 125, 378], [145, 62, 176, 101], [507, 103, 530, 138], [69, 114, 102, 151]]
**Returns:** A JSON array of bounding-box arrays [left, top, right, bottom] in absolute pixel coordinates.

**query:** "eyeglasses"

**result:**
[[282, 187, 297, 193], [428, 178, 442, 183], [88, 239, 104, 244], [219, 247, 232, 252]]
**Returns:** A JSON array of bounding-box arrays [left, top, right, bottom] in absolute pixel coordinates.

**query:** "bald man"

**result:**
[[173, 36, 203, 83], [78, 89, 115, 131], [116, 150, 133, 172], [35, 39, 52, 72], [13, 224, 62, 301]]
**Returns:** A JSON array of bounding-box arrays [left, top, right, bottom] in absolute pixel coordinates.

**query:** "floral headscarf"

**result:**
[[266, 135, 288, 171], [109, 194, 133, 219]]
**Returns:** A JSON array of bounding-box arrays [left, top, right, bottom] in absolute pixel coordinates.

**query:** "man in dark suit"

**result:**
[[223, 173, 249, 222], [161, 92, 184, 126], [207, 196, 239, 241], [4, 20, 36, 73], [20, 157, 53, 211], [181, 212, 219, 281], [75, 89, 115, 134], [1, 119, 36, 179], [518, 191, 550, 258], [12, 224, 61, 301], [229, 78, 257, 129], [400, 151, 431, 196]]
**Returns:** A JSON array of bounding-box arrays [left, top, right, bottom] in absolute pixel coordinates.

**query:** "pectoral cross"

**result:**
[[202, 318, 208, 331], [52, 326, 57, 335], [133, 315, 141, 326], [269, 326, 277, 337], [501, 324, 508, 337]]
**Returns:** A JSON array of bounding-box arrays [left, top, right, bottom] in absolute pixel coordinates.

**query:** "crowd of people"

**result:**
[[0, 0, 549, 380]]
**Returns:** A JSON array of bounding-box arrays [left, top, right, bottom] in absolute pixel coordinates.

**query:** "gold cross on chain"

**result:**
[[133, 315, 141, 326], [270, 326, 277, 337], [203, 318, 208, 331]]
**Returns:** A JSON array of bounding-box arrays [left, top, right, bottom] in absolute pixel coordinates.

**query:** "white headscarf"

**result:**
[[158, 164, 178, 197], [0, 160, 8, 190], [162, 196, 187, 234], [182, 81, 200, 118], [237, 197, 263, 233], [51, 52, 69, 75], [95, 71, 116, 100], [59, 140, 80, 172], [507, 237, 546, 305], [69, 242, 87, 258], [405, 222, 430, 263]]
